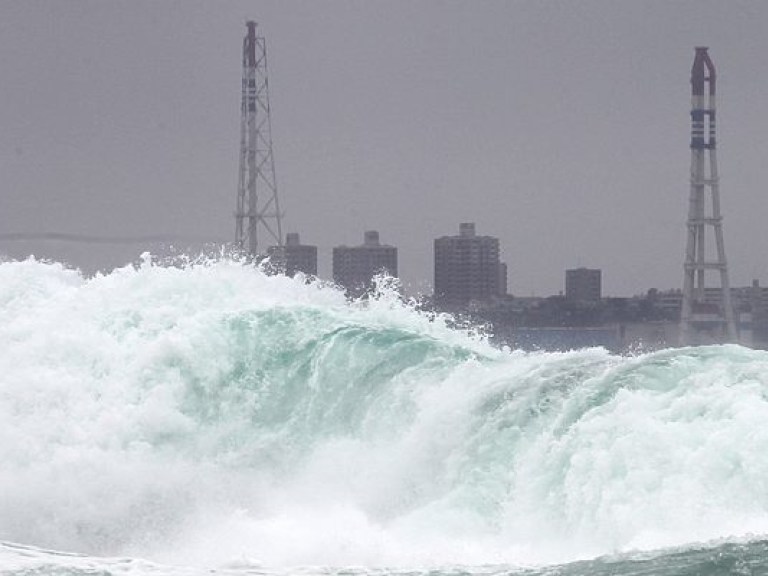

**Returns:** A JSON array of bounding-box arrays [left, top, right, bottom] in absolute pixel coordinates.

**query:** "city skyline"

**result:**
[[1, 2, 767, 297]]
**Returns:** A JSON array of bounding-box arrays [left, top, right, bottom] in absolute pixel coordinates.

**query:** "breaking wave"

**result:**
[[2, 256, 768, 570]]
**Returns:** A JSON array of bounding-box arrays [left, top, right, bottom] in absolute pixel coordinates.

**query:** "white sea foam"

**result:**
[[2, 256, 768, 570]]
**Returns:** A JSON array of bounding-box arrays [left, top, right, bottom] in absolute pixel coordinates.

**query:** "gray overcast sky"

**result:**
[[1, 0, 767, 297]]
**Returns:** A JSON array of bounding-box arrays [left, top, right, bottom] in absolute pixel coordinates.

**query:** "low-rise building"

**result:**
[[267, 232, 318, 277], [333, 231, 397, 298], [565, 268, 601, 302]]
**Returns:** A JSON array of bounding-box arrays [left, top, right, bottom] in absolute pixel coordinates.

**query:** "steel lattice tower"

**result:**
[[680, 47, 737, 345], [235, 21, 283, 256]]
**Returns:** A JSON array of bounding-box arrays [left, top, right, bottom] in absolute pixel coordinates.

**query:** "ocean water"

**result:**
[[2, 256, 768, 575]]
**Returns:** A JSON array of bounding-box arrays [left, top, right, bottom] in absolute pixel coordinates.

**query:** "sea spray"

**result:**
[[2, 257, 768, 569]]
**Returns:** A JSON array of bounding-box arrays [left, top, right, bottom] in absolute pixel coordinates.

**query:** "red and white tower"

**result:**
[[235, 21, 283, 256], [680, 47, 737, 345]]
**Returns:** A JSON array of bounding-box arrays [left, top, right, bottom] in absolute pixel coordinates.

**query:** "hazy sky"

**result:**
[[1, 1, 767, 297]]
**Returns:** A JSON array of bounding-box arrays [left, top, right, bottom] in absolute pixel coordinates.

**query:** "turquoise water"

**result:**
[[2, 256, 768, 575]]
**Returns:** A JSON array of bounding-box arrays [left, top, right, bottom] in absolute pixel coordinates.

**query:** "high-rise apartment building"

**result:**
[[434, 223, 504, 309], [565, 268, 602, 302], [333, 231, 397, 297], [267, 232, 317, 277]]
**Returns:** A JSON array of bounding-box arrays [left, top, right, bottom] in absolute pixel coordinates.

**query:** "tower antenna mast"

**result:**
[[680, 47, 737, 344], [235, 21, 283, 255]]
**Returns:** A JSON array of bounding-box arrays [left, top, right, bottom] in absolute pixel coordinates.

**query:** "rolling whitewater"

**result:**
[[2, 256, 768, 575]]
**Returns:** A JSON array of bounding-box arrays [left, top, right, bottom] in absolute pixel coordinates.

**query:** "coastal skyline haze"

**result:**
[[1, 1, 767, 297]]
